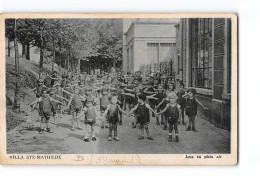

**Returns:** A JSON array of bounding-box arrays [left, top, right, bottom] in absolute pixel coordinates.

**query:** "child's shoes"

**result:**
[[174, 136, 179, 142], [92, 137, 97, 141], [39, 129, 44, 134], [168, 135, 172, 142], [192, 128, 198, 132], [114, 137, 120, 141], [185, 126, 191, 131], [83, 138, 90, 142], [46, 128, 53, 133], [138, 136, 144, 140], [147, 136, 154, 140], [108, 137, 112, 141]]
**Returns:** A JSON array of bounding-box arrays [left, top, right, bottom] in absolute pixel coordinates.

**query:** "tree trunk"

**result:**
[[39, 28, 44, 78], [13, 19, 20, 112], [59, 38, 62, 71], [22, 43, 25, 59], [26, 41, 30, 60], [52, 38, 55, 73], [67, 47, 70, 71], [7, 37, 11, 57], [113, 58, 116, 68], [65, 50, 67, 71]]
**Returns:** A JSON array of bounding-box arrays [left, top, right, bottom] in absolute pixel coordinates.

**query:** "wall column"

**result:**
[[122, 33, 127, 72], [186, 19, 191, 87]]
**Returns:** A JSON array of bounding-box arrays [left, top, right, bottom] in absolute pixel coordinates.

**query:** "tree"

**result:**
[[13, 19, 20, 112], [5, 19, 15, 57]]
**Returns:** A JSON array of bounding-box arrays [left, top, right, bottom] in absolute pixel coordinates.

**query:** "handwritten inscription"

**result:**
[[96, 156, 134, 165]]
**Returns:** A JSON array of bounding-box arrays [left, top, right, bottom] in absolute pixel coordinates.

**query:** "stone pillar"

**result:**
[[122, 33, 127, 72], [186, 19, 191, 87]]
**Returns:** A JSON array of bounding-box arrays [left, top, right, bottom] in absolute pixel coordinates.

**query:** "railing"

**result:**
[[140, 59, 176, 85]]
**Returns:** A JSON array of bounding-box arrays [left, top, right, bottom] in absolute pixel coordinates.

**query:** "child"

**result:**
[[184, 89, 198, 132], [102, 93, 127, 141], [116, 84, 125, 125], [75, 100, 102, 142], [79, 82, 86, 96], [157, 93, 181, 142], [29, 89, 62, 134], [153, 84, 166, 125], [123, 84, 157, 129], [66, 88, 84, 131], [30, 79, 47, 98], [124, 81, 135, 111], [128, 94, 156, 140], [54, 82, 72, 118], [99, 87, 111, 128], [49, 87, 69, 124], [177, 82, 186, 125]]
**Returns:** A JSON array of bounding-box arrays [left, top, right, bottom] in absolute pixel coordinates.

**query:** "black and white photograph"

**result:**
[[0, 13, 237, 165]]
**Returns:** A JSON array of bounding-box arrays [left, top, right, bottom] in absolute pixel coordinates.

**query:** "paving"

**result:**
[[7, 104, 230, 154]]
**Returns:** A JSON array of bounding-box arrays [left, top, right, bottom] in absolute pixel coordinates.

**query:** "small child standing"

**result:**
[[116, 84, 125, 125], [99, 87, 111, 128], [128, 94, 156, 140], [66, 88, 84, 131], [184, 89, 198, 132], [153, 84, 166, 125], [30, 89, 62, 134], [157, 93, 181, 142], [75, 100, 101, 142], [176, 82, 186, 125], [102, 94, 127, 141], [49, 87, 68, 125]]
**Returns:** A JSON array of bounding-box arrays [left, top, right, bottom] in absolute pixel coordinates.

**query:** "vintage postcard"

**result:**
[[0, 13, 237, 165]]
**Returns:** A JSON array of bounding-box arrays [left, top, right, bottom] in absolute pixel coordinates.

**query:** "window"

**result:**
[[160, 43, 174, 62], [147, 43, 159, 64], [227, 19, 232, 93], [191, 18, 213, 89], [147, 43, 174, 65]]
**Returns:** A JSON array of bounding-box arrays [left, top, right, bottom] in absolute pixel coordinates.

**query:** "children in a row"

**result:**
[[29, 70, 198, 143]]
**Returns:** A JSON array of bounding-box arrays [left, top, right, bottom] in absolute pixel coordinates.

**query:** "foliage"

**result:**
[[5, 18, 123, 69]]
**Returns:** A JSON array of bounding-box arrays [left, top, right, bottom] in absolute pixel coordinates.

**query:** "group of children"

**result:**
[[29, 70, 198, 143]]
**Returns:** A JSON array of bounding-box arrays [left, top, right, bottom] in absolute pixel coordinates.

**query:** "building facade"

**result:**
[[122, 18, 180, 72], [175, 18, 232, 130]]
